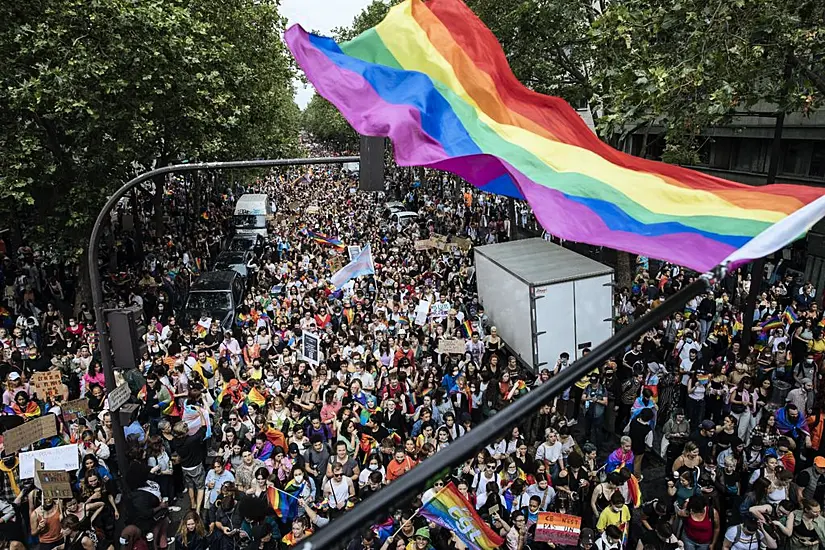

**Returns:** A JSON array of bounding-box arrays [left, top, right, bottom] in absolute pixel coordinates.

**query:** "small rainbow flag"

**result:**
[[419, 482, 504, 550], [695, 373, 711, 385], [459, 320, 473, 338], [304, 230, 345, 249], [759, 315, 783, 331], [266, 483, 304, 521], [783, 306, 798, 325], [245, 387, 266, 408]]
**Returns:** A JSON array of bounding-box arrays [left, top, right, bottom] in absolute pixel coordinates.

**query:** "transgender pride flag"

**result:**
[[330, 244, 375, 289]]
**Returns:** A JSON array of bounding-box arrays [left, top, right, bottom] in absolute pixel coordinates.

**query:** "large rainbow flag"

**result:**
[[285, 0, 825, 273], [419, 482, 503, 550]]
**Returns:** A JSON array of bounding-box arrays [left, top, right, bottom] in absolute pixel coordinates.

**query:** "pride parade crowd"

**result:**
[[0, 154, 823, 550]]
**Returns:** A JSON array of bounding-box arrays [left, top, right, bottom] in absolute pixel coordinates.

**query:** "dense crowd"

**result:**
[[0, 153, 823, 550]]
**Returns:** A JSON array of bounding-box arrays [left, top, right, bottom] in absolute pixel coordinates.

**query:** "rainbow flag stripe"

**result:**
[[783, 306, 798, 325], [285, 0, 825, 273], [419, 482, 503, 550], [304, 230, 345, 249], [245, 387, 266, 408], [759, 315, 783, 331]]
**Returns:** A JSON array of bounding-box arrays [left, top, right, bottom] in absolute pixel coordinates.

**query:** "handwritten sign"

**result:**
[[62, 398, 90, 424], [453, 237, 473, 251], [438, 338, 466, 355], [414, 239, 434, 251], [35, 460, 73, 500], [20, 445, 79, 479], [534, 513, 582, 545], [3, 414, 58, 454], [414, 300, 431, 327], [31, 371, 62, 398], [347, 245, 361, 262], [108, 382, 131, 412], [328, 256, 344, 274], [307, 205, 320, 214]]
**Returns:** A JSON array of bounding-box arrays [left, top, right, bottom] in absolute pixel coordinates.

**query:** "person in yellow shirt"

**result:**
[[596, 492, 630, 541], [192, 350, 217, 381]]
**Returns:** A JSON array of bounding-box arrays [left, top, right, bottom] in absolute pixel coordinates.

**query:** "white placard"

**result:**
[[20, 446, 80, 480], [430, 301, 451, 320], [347, 245, 361, 262], [414, 300, 431, 326]]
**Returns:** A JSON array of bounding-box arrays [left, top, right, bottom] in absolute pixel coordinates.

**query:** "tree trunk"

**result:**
[[616, 250, 633, 290], [74, 248, 93, 315], [152, 175, 164, 239]]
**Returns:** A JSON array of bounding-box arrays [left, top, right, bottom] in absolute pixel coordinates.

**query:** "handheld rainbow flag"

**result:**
[[459, 319, 473, 338], [419, 482, 504, 550], [782, 306, 798, 326], [266, 483, 304, 521], [303, 229, 345, 249], [759, 315, 783, 331], [285, 0, 825, 273]]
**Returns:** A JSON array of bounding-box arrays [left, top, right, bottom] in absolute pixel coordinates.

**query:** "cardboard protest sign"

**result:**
[[108, 382, 131, 412], [414, 239, 434, 251], [307, 205, 320, 214], [3, 414, 58, 454], [61, 398, 90, 424], [34, 460, 73, 500], [534, 513, 582, 545], [31, 371, 62, 398], [438, 338, 466, 355], [327, 256, 344, 273], [20, 445, 79, 479], [453, 237, 473, 251]]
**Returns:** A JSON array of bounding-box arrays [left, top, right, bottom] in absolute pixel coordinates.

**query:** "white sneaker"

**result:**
[[169, 506, 182, 512]]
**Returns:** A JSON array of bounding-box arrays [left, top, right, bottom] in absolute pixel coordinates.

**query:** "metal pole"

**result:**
[[88, 157, 359, 482], [301, 275, 714, 550], [741, 59, 792, 351]]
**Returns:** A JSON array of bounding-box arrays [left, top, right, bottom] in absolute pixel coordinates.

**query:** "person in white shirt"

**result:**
[[723, 518, 778, 550], [534, 428, 564, 474], [219, 331, 241, 359]]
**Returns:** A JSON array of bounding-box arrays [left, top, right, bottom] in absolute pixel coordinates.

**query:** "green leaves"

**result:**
[[0, 0, 300, 260]]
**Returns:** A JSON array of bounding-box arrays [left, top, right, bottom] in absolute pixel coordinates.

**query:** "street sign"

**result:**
[[108, 383, 131, 412]]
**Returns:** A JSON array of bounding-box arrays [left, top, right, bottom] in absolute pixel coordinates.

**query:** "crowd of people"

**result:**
[[0, 150, 823, 550]]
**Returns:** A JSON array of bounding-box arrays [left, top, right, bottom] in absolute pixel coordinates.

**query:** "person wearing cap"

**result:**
[[794, 456, 825, 503], [408, 527, 433, 550]]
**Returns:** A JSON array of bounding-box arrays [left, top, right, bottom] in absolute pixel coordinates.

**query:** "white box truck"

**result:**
[[474, 238, 614, 371]]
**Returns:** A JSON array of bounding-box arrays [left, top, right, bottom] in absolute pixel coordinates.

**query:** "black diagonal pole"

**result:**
[[89, 157, 358, 480], [300, 275, 714, 550]]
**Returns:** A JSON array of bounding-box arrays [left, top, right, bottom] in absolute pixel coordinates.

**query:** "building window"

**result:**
[[780, 141, 811, 176], [810, 142, 825, 179], [710, 137, 733, 170]]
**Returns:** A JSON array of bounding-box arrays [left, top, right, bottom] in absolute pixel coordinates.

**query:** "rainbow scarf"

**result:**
[[5, 401, 41, 419], [419, 482, 504, 550], [285, 0, 825, 273], [245, 387, 267, 409]]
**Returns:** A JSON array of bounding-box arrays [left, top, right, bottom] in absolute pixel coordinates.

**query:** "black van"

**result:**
[[183, 271, 244, 332]]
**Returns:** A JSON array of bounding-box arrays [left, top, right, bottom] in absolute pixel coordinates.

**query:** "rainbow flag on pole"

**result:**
[[759, 315, 783, 331], [303, 229, 345, 249], [285, 0, 825, 274], [266, 482, 304, 521], [419, 482, 504, 550], [782, 306, 798, 326]]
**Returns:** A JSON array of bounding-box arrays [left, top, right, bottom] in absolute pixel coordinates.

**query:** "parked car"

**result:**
[[214, 251, 253, 278], [227, 234, 262, 254], [382, 201, 406, 218], [183, 271, 245, 331], [390, 211, 419, 227]]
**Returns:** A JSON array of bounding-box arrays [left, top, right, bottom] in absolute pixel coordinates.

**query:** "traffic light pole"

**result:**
[[88, 157, 358, 482]]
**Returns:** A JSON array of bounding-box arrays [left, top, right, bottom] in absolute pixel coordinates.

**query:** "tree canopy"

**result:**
[[0, 0, 299, 259]]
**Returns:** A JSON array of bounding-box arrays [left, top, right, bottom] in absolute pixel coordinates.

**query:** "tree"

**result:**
[[590, 0, 825, 163], [0, 0, 299, 305], [301, 94, 358, 149]]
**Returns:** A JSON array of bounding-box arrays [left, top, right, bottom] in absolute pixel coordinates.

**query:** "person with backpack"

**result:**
[[722, 517, 778, 550]]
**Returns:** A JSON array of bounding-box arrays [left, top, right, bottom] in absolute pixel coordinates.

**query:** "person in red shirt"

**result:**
[[385, 447, 417, 484]]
